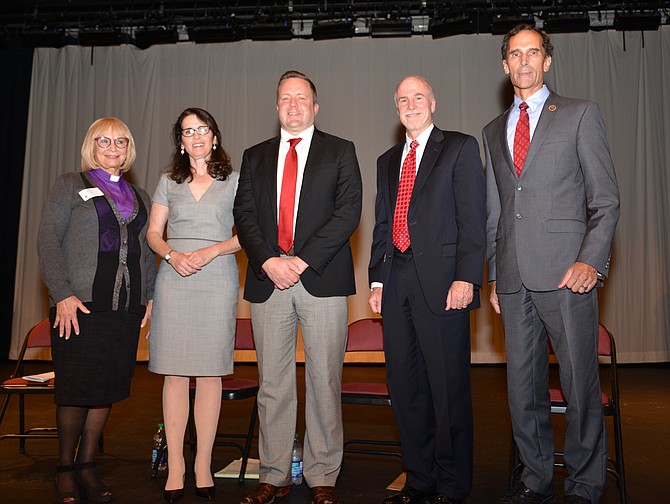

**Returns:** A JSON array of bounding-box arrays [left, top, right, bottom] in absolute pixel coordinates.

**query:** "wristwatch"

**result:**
[[164, 250, 174, 263]]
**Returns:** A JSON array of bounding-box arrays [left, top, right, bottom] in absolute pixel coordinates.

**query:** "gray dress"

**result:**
[[149, 172, 239, 376]]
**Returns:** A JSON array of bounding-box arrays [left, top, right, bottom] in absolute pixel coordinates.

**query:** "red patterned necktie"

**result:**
[[278, 138, 302, 254], [514, 102, 530, 176], [392, 140, 419, 252]]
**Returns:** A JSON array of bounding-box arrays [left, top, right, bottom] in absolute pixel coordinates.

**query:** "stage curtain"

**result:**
[[12, 28, 670, 362]]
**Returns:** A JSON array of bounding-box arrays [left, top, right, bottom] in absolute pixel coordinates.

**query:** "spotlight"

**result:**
[[543, 14, 590, 33], [491, 15, 535, 36], [21, 28, 67, 48], [370, 20, 412, 38], [188, 25, 238, 44], [614, 12, 661, 31], [78, 28, 126, 46], [134, 27, 179, 49], [249, 23, 293, 41], [430, 15, 473, 39], [312, 20, 354, 41]]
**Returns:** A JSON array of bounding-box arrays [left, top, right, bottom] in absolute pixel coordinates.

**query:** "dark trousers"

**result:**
[[382, 250, 473, 501]]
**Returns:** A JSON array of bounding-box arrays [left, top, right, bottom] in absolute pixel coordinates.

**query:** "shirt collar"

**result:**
[[513, 85, 550, 113], [280, 124, 315, 144], [90, 168, 121, 183], [405, 123, 434, 148]]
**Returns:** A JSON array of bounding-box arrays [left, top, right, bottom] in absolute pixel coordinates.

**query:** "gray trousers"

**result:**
[[499, 286, 607, 502], [251, 280, 348, 487]]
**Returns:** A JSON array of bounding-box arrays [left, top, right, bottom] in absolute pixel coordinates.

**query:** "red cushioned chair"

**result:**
[[0, 319, 58, 453], [508, 323, 626, 503], [341, 318, 400, 458], [186, 318, 259, 483]]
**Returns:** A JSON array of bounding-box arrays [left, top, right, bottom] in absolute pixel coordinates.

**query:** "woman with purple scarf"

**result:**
[[37, 117, 156, 504]]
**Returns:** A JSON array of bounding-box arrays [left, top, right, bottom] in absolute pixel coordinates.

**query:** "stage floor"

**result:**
[[0, 362, 667, 503]]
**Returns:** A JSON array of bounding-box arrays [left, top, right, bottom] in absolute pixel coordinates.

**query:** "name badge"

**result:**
[[79, 188, 104, 201]]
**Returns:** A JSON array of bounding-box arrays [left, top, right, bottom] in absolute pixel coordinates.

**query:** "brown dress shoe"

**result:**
[[312, 486, 339, 504], [240, 483, 291, 504]]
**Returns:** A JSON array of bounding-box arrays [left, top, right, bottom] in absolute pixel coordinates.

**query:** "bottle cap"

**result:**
[[158, 423, 164, 428]]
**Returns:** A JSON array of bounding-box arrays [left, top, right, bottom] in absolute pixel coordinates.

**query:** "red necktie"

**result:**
[[278, 138, 302, 254], [392, 140, 419, 252], [514, 102, 530, 176]]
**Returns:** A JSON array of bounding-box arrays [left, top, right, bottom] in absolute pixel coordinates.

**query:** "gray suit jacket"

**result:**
[[483, 91, 620, 294]]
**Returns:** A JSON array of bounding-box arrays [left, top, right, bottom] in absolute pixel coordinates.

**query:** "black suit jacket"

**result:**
[[369, 127, 486, 316], [234, 128, 362, 303]]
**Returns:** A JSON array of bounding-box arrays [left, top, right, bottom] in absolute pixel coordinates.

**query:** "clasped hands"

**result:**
[[168, 248, 217, 277], [262, 256, 309, 290]]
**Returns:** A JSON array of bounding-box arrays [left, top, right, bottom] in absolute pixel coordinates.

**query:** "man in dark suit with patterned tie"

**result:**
[[369, 76, 486, 504], [234, 70, 362, 504], [484, 25, 620, 504]]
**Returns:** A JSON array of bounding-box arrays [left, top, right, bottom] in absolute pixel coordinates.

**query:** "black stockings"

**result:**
[[55, 405, 111, 494]]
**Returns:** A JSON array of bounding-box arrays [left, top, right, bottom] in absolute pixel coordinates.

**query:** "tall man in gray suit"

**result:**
[[234, 70, 362, 504], [484, 25, 620, 504]]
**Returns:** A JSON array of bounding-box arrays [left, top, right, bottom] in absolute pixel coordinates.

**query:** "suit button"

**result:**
[[515, 213, 522, 219], [517, 185, 522, 191]]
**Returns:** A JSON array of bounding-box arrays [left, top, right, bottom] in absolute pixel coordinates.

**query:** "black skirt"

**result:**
[[50, 308, 142, 406]]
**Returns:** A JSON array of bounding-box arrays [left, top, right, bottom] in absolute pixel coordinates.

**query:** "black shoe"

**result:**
[[54, 464, 81, 504], [383, 485, 434, 504], [163, 487, 185, 503], [428, 495, 463, 504], [75, 462, 113, 503], [196, 485, 216, 501], [500, 482, 555, 504], [565, 496, 590, 504]]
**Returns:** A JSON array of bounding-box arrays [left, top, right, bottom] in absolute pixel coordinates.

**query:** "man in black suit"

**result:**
[[369, 76, 486, 504], [234, 70, 362, 504]]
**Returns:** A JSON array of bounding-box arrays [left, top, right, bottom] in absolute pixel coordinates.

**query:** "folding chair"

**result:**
[[187, 318, 259, 483], [341, 318, 400, 458], [0, 319, 57, 453], [509, 323, 626, 503]]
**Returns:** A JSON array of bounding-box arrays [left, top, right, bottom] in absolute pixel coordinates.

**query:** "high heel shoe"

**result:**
[[54, 464, 81, 504], [195, 471, 216, 501], [163, 474, 186, 503], [75, 461, 113, 503], [163, 487, 185, 503], [195, 485, 216, 501]]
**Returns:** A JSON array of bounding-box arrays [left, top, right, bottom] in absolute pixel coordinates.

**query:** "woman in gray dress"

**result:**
[[147, 108, 240, 502]]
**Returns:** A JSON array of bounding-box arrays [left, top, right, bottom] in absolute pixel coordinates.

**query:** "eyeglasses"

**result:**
[[181, 125, 210, 137], [95, 136, 129, 149]]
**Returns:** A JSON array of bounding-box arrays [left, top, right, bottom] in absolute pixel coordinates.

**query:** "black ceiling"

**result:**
[[1, 1, 667, 46]]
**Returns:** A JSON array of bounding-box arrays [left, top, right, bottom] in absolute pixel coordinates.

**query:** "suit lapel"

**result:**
[[263, 136, 281, 225], [387, 145, 404, 212], [498, 105, 516, 177], [521, 93, 560, 176], [411, 127, 444, 203], [299, 129, 322, 201]]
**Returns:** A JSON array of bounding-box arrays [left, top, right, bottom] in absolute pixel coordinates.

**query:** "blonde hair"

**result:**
[[80, 117, 136, 172]]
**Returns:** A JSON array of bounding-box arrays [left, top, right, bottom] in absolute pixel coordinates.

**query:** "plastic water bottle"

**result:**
[[291, 433, 303, 485], [151, 423, 167, 475]]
